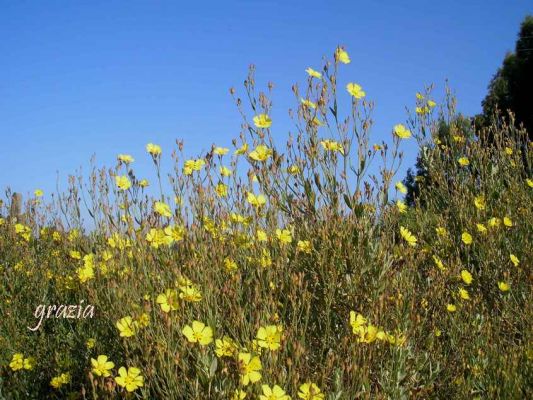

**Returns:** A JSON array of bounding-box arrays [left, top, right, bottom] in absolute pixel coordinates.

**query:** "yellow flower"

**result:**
[[253, 114, 272, 128], [233, 389, 247, 400], [474, 195, 485, 210], [346, 83, 366, 99], [498, 281, 510, 292], [356, 324, 378, 343], [115, 367, 144, 392], [476, 223, 487, 233], [154, 201, 172, 218], [216, 183, 228, 197], [510, 254, 519, 267], [503, 216, 513, 227], [182, 321, 213, 346], [183, 159, 205, 175], [146, 228, 170, 248], [287, 165, 301, 175], [297, 240, 312, 254], [22, 356, 35, 370], [137, 313, 150, 328], [224, 257, 238, 272], [179, 285, 202, 302], [77, 264, 95, 283], [164, 225, 185, 242], [116, 316, 137, 337], [435, 227, 448, 237], [91, 355, 115, 377], [459, 288, 470, 300], [257, 230, 268, 242], [115, 175, 131, 190], [335, 47, 350, 64], [214, 146, 229, 155], [446, 304, 457, 312], [50, 373, 70, 389], [396, 200, 407, 213], [156, 289, 179, 312], [416, 106, 429, 114], [432, 255, 446, 271], [488, 217, 501, 228], [86, 338, 96, 349], [416, 92, 424, 100], [527, 178, 533, 188], [453, 135, 465, 143], [220, 166, 233, 177], [235, 142, 249, 155], [139, 179, 149, 187], [118, 154, 134, 164], [247, 192, 267, 208], [427, 100, 436, 108], [34, 189, 44, 197], [458, 157, 470, 166], [349, 311, 367, 333], [256, 325, 282, 351], [238, 353, 262, 386], [504, 147, 513, 155], [460, 270, 473, 285], [400, 226, 417, 246], [298, 382, 325, 400], [461, 232, 473, 245], [249, 145, 273, 162], [301, 98, 317, 109], [146, 143, 162, 156], [276, 228, 293, 244], [395, 181, 407, 194], [215, 336, 237, 357], [9, 353, 24, 371], [320, 139, 344, 154], [260, 384, 290, 400], [305, 67, 322, 79], [393, 124, 411, 139]]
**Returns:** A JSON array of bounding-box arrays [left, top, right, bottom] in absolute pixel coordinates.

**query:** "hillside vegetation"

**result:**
[[1, 48, 531, 399]]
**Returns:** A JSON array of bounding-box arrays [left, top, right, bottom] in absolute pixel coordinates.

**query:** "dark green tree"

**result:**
[[479, 15, 533, 140], [403, 115, 474, 207], [406, 16, 532, 206]]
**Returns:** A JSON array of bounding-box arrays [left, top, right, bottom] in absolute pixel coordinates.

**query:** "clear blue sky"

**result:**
[[1, 0, 531, 201]]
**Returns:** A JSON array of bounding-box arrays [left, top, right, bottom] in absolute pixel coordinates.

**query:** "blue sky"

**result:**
[[1, 0, 531, 202]]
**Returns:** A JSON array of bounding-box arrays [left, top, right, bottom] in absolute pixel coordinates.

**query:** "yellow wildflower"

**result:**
[[238, 353, 262, 386], [305, 67, 322, 79], [498, 281, 510, 292], [346, 83, 366, 99], [116, 316, 137, 337], [115, 367, 143, 392], [253, 114, 272, 128], [91, 355, 115, 377], [260, 385, 290, 400], [298, 382, 325, 400], [249, 145, 273, 162], [115, 175, 131, 190], [156, 289, 179, 312], [182, 321, 213, 346], [394, 124, 412, 139], [335, 47, 350, 64], [256, 325, 282, 351], [146, 143, 162, 156], [461, 270, 473, 285], [400, 226, 417, 246], [458, 157, 470, 166]]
